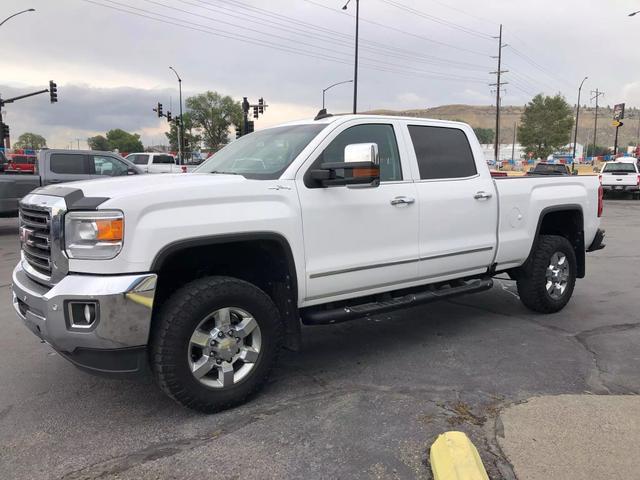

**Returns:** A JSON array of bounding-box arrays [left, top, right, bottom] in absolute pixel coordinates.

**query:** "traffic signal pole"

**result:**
[[614, 125, 620, 156]]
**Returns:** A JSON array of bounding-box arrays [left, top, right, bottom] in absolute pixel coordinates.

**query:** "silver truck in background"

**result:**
[[0, 149, 141, 217]]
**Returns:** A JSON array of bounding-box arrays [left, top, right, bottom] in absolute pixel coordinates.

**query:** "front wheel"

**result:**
[[516, 235, 577, 313], [151, 276, 283, 412]]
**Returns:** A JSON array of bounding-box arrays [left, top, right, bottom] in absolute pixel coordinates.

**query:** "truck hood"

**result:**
[[37, 173, 257, 206]]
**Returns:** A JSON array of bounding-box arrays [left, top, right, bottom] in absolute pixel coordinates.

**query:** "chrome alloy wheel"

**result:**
[[545, 252, 570, 300], [188, 307, 262, 388]]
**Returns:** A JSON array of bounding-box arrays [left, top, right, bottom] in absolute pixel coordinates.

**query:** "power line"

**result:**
[[135, 0, 489, 80], [300, 0, 492, 57], [507, 45, 573, 89], [376, 0, 494, 40], [420, 0, 498, 27], [179, 0, 491, 72], [80, 0, 489, 85]]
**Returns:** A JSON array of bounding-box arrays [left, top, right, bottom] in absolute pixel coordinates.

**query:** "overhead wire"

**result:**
[[80, 0, 489, 85]]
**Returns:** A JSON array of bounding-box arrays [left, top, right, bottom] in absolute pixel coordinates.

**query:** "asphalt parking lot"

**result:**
[[1, 200, 638, 480]]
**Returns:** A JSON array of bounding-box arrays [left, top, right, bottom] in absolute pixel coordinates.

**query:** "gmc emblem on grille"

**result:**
[[19, 226, 36, 247]]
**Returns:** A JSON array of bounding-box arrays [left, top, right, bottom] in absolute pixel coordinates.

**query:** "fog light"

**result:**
[[67, 301, 99, 330]]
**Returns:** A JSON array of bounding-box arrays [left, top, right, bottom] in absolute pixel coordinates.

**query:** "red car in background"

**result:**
[[5, 153, 37, 173]]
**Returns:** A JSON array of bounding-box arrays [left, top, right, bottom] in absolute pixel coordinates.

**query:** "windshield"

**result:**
[[603, 162, 637, 173], [196, 124, 326, 179]]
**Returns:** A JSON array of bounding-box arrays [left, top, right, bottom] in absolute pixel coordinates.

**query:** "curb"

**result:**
[[430, 431, 489, 480]]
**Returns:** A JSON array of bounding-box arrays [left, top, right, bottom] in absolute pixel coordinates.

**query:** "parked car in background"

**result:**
[[125, 152, 183, 173], [527, 162, 573, 176], [11, 114, 604, 412], [6, 153, 38, 174], [600, 158, 640, 198], [0, 149, 141, 217]]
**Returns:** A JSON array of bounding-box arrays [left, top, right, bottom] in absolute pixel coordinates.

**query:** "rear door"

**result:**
[[46, 153, 90, 184], [403, 122, 498, 280], [150, 154, 174, 173]]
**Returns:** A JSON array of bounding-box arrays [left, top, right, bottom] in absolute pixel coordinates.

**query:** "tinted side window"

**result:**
[[50, 154, 87, 174], [153, 155, 174, 164], [92, 155, 129, 176], [408, 126, 477, 180], [129, 154, 149, 165], [308, 124, 402, 187]]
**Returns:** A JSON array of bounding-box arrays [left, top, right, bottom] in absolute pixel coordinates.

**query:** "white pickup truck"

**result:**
[[125, 152, 182, 174], [12, 114, 605, 412], [600, 157, 640, 198]]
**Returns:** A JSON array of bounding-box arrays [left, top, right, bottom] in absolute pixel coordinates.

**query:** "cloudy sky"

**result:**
[[2, 0, 640, 148]]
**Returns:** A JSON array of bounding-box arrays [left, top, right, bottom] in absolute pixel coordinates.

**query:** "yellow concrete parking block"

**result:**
[[430, 431, 489, 480]]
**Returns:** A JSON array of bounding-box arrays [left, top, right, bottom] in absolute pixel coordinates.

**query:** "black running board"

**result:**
[[301, 277, 494, 325]]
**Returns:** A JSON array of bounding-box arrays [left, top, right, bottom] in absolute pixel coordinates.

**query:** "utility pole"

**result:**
[[490, 24, 508, 164], [511, 122, 517, 163], [572, 77, 588, 172], [590, 88, 604, 157], [169, 67, 183, 165]]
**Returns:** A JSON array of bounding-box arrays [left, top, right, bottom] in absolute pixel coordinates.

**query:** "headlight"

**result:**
[[65, 211, 124, 259]]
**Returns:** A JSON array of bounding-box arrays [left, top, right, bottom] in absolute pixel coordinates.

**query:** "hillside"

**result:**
[[368, 104, 640, 149]]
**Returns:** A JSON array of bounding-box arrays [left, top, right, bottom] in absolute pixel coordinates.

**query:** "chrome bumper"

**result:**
[[11, 262, 157, 353]]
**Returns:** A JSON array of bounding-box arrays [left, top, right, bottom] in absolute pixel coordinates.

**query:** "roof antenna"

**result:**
[[314, 108, 333, 120]]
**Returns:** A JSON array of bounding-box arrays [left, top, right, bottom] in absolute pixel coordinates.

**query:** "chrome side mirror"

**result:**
[[344, 143, 379, 165]]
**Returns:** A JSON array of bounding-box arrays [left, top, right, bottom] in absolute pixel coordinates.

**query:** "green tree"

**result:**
[[473, 127, 494, 144], [518, 94, 574, 159], [186, 91, 242, 150], [105, 129, 143, 153], [87, 135, 112, 151], [13, 132, 46, 150], [165, 112, 202, 152], [585, 144, 611, 157]]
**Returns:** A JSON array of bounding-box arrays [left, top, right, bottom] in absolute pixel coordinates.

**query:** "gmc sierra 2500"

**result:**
[[12, 114, 605, 412]]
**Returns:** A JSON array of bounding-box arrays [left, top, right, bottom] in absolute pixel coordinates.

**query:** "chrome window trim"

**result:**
[[414, 173, 481, 183]]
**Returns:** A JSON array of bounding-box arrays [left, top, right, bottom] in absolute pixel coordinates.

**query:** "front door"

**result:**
[[297, 121, 419, 304]]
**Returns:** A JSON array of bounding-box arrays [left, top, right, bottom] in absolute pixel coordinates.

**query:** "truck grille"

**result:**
[[19, 204, 52, 277]]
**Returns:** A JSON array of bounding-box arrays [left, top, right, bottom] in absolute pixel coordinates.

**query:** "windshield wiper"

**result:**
[[209, 170, 240, 175]]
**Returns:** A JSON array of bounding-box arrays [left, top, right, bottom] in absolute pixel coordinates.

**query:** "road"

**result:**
[[0, 200, 638, 479]]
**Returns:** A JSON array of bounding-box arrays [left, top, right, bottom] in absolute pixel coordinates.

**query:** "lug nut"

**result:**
[[218, 332, 224, 338]]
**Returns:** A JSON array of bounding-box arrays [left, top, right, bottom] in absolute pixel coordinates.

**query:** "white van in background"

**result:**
[[125, 153, 183, 174]]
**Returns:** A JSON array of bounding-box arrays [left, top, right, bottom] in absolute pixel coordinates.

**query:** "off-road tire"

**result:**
[[516, 235, 577, 314], [151, 276, 283, 413]]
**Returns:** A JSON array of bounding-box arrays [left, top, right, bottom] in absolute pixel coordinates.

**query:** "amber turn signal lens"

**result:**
[[95, 218, 123, 241]]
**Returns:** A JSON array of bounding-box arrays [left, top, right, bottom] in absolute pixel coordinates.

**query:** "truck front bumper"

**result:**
[[11, 262, 157, 377]]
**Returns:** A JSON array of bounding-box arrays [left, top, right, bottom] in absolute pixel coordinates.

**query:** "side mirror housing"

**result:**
[[310, 142, 380, 187], [127, 167, 138, 175]]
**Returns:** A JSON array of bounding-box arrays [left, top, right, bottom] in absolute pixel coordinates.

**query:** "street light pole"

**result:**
[[169, 66, 183, 165], [572, 76, 588, 172], [322, 80, 353, 110], [0, 8, 35, 28], [342, 0, 359, 114]]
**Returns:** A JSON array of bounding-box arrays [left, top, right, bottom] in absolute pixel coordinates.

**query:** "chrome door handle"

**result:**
[[390, 196, 415, 206], [474, 191, 493, 200]]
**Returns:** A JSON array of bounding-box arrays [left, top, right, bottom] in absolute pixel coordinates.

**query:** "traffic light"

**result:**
[[258, 97, 264, 114], [49, 81, 58, 103], [166, 111, 172, 122], [253, 106, 259, 119], [157, 102, 163, 117], [246, 121, 254, 134], [1, 123, 9, 140]]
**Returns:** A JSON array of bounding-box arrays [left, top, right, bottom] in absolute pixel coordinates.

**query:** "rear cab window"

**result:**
[[50, 154, 88, 174], [152, 155, 175, 164], [407, 125, 477, 180], [603, 162, 638, 173]]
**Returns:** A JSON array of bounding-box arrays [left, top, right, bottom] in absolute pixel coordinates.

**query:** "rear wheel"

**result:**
[[516, 235, 577, 313], [151, 276, 283, 412]]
